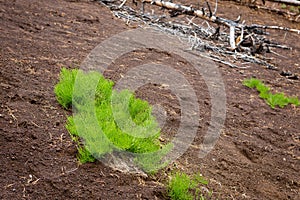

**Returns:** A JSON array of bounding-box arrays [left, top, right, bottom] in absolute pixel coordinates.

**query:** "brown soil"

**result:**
[[0, 0, 299, 199]]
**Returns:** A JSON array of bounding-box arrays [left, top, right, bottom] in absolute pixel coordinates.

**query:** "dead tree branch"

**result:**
[[97, 0, 296, 71], [267, 0, 300, 6], [139, 0, 300, 34]]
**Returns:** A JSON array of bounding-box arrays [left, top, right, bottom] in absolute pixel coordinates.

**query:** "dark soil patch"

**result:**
[[1, 0, 299, 199]]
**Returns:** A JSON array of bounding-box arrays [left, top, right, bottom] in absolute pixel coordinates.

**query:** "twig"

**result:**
[[30, 120, 41, 128], [119, 0, 127, 8], [269, 49, 288, 58], [213, 0, 218, 15], [245, 24, 300, 34], [265, 43, 291, 49], [4, 183, 15, 189], [6, 106, 17, 121], [141, 1, 145, 13], [235, 52, 277, 69], [206, 54, 247, 68], [240, 26, 244, 43], [229, 26, 236, 49], [206, 1, 213, 17]]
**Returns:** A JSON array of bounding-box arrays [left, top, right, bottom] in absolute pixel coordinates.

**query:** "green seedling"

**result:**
[[243, 78, 299, 109], [54, 68, 172, 170], [168, 172, 209, 200]]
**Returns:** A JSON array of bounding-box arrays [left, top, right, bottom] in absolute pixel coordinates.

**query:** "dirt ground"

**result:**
[[0, 0, 299, 199]]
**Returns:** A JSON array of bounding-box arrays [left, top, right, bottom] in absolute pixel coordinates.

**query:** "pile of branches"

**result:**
[[96, 0, 300, 70]]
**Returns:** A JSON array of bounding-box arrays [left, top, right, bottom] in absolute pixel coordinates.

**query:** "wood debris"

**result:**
[[97, 0, 299, 71]]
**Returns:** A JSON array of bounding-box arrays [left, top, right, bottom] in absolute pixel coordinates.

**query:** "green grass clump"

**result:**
[[54, 68, 78, 109], [168, 172, 209, 200], [281, 3, 287, 9], [77, 146, 96, 163], [54, 68, 171, 169], [243, 78, 299, 109], [280, 4, 300, 13]]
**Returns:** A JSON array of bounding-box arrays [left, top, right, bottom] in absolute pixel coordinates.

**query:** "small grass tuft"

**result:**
[[243, 78, 299, 109], [281, 3, 287, 9], [168, 172, 209, 200], [77, 146, 96, 164]]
